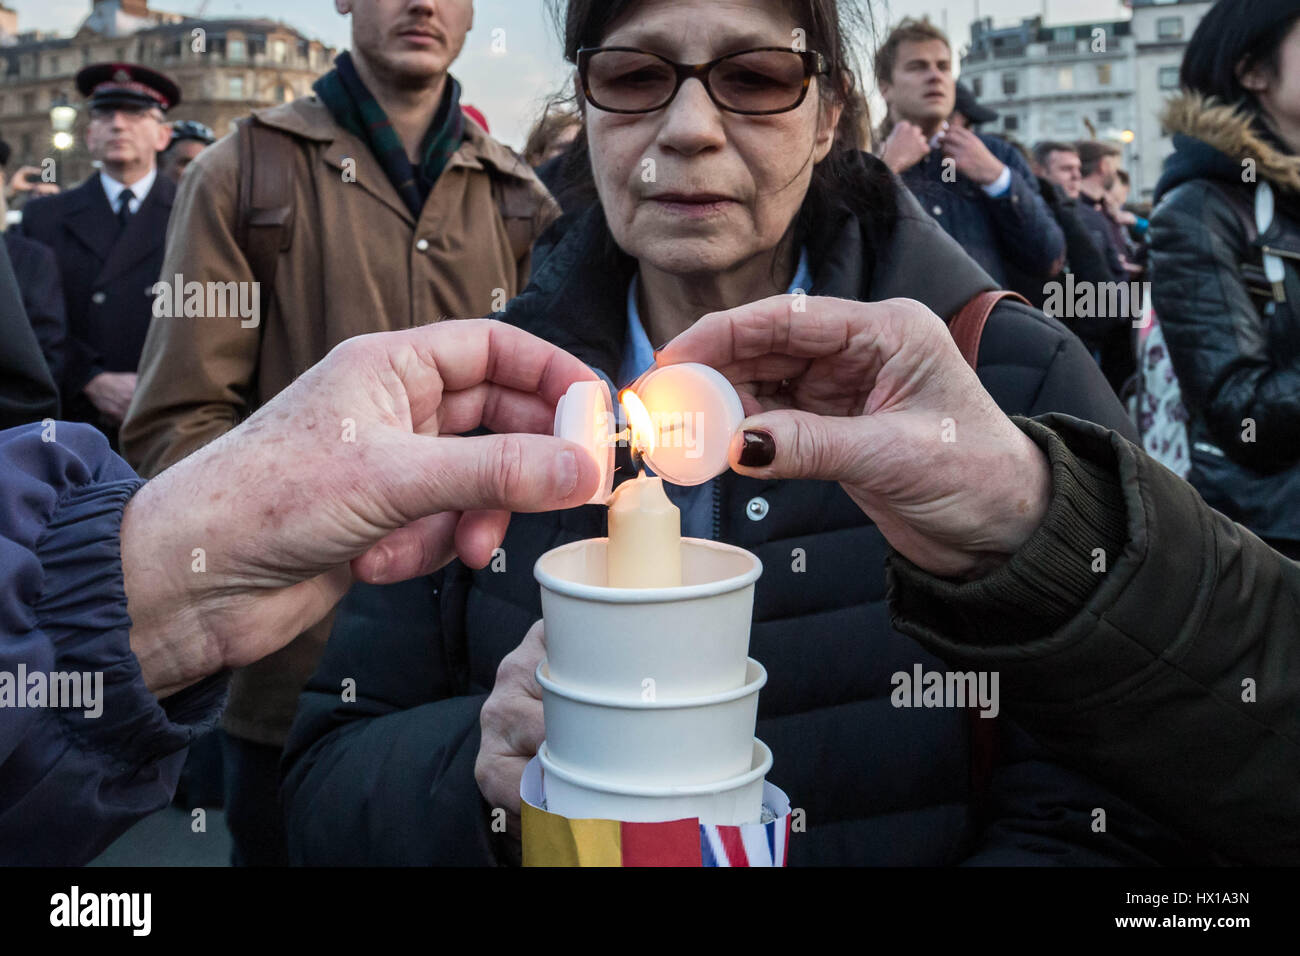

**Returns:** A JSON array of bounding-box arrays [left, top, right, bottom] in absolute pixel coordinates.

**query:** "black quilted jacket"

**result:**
[[281, 163, 1206, 866]]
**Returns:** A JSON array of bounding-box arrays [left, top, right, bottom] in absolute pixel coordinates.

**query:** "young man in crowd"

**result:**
[[121, 0, 558, 865], [874, 17, 1064, 288]]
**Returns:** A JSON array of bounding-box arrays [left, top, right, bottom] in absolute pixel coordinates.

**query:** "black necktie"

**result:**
[[117, 188, 135, 229]]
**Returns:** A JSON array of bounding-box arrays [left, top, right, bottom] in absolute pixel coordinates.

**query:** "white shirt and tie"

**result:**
[[100, 166, 156, 222]]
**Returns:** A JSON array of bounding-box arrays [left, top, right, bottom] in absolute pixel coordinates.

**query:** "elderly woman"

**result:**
[[281, 0, 1192, 865]]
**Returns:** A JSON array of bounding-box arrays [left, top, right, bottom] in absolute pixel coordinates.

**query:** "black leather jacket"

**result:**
[[1150, 95, 1300, 545]]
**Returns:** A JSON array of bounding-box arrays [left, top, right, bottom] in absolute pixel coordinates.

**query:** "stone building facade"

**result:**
[[0, 1, 335, 189]]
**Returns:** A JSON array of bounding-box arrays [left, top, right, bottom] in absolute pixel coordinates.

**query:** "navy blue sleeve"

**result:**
[[982, 137, 1067, 279], [0, 422, 228, 865]]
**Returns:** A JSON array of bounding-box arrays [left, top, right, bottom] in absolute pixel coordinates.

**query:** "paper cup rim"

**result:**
[[533, 537, 762, 604], [538, 738, 772, 797], [537, 657, 766, 709]]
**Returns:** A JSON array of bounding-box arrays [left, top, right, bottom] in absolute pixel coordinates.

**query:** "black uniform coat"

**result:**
[[4, 230, 67, 388], [21, 173, 175, 423]]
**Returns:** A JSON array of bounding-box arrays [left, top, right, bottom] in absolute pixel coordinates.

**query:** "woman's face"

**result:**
[[584, 0, 840, 277], [1245, 18, 1300, 135]]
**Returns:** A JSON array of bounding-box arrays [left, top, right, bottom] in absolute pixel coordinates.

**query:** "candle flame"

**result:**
[[619, 389, 656, 457]]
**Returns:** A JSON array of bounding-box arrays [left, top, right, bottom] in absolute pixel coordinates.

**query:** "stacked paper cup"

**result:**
[[533, 537, 768, 825]]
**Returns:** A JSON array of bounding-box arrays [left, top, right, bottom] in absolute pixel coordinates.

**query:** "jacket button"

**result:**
[[416, 238, 430, 252], [91, 291, 107, 304], [932, 206, 943, 216], [746, 496, 769, 521]]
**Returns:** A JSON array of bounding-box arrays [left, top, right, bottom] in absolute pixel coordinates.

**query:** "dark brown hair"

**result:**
[[1032, 140, 1078, 170], [1074, 140, 1122, 178], [542, 0, 895, 253], [523, 99, 582, 168]]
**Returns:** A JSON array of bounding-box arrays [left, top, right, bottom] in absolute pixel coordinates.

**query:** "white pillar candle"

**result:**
[[606, 475, 683, 589]]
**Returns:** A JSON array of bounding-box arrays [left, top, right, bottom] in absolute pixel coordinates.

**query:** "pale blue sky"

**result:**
[[7, 1, 1130, 148]]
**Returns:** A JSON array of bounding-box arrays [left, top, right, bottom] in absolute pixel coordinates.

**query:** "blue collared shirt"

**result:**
[[616, 250, 812, 538]]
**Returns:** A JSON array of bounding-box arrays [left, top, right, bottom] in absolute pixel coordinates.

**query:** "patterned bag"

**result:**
[[1133, 306, 1190, 479]]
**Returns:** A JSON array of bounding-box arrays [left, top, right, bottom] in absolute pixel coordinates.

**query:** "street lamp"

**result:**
[[50, 104, 77, 151]]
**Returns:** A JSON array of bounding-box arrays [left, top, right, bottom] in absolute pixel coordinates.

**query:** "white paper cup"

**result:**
[[534, 538, 762, 700], [538, 658, 766, 787], [539, 739, 772, 825]]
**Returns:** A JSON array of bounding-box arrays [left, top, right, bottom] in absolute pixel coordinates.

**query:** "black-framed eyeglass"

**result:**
[[577, 46, 829, 115]]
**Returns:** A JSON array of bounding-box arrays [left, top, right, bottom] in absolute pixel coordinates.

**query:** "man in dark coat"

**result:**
[[0, 240, 59, 427], [4, 230, 67, 388], [21, 63, 179, 443], [873, 19, 1065, 289]]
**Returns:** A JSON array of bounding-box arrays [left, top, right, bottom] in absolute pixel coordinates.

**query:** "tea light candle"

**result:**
[[552, 362, 744, 513]]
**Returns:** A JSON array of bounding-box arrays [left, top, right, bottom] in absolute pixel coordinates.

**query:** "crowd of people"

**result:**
[[0, 0, 1297, 868]]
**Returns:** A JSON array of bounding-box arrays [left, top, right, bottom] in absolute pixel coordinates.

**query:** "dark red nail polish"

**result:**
[[739, 430, 775, 468]]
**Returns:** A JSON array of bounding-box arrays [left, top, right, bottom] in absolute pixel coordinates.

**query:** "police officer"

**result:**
[[22, 63, 179, 442]]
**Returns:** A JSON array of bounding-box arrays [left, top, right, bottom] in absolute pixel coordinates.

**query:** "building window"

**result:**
[[1098, 108, 1114, 125], [229, 75, 245, 98], [1055, 111, 1075, 133], [22, 92, 34, 114], [1053, 27, 1074, 44], [49, 56, 59, 74], [228, 38, 246, 61], [271, 39, 287, 62], [1097, 63, 1112, 86], [1158, 66, 1181, 90], [1058, 67, 1074, 91], [1001, 71, 1018, 96], [971, 76, 982, 98], [1157, 17, 1183, 40], [1003, 115, 1019, 133], [21, 132, 32, 156]]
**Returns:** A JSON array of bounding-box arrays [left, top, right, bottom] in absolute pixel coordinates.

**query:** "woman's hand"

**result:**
[[120, 322, 602, 698], [656, 295, 1051, 579], [475, 620, 547, 840]]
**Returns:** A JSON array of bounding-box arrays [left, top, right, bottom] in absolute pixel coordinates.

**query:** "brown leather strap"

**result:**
[[949, 287, 1029, 796], [948, 290, 1030, 371], [491, 173, 541, 264], [236, 118, 297, 320]]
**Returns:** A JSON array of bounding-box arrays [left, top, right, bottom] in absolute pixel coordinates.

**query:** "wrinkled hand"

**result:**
[[475, 620, 547, 842], [881, 121, 931, 175], [656, 296, 1051, 579], [120, 321, 601, 698], [84, 371, 138, 424], [940, 125, 1006, 187]]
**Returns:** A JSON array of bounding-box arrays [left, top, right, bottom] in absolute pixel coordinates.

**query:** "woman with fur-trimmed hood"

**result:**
[[1150, 0, 1300, 559]]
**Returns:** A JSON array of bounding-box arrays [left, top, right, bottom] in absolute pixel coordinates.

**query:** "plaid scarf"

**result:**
[[314, 51, 465, 218]]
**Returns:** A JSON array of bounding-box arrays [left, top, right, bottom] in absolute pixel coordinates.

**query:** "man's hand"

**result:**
[[940, 125, 1007, 187], [119, 321, 602, 698], [84, 372, 138, 424], [6, 165, 60, 198], [880, 121, 931, 175], [656, 296, 1051, 580], [475, 620, 547, 841]]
